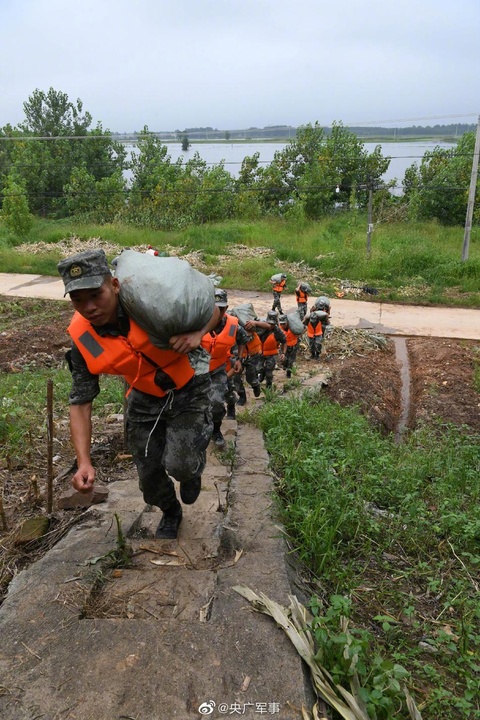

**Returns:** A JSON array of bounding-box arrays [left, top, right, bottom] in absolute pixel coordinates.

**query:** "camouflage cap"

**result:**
[[266, 310, 278, 323], [214, 288, 228, 307], [278, 314, 288, 324], [57, 249, 111, 296]]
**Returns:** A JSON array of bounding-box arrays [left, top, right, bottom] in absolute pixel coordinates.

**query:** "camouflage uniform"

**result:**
[[67, 302, 213, 513], [303, 310, 329, 359], [208, 317, 249, 424], [272, 289, 283, 313], [257, 316, 287, 388], [279, 316, 300, 377], [271, 274, 287, 313], [295, 284, 310, 320]]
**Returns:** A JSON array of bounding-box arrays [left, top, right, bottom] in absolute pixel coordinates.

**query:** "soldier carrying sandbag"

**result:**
[[58, 248, 220, 540]]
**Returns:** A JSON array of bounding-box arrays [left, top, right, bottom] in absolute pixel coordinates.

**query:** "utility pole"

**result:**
[[462, 114, 480, 262], [366, 179, 373, 258]]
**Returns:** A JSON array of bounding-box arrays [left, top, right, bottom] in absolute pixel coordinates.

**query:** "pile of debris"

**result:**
[[322, 327, 389, 359], [18, 236, 123, 257]]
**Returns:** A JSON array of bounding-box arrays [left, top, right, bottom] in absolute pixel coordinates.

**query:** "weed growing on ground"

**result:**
[[258, 395, 480, 719], [0, 368, 124, 465], [1, 215, 480, 305]]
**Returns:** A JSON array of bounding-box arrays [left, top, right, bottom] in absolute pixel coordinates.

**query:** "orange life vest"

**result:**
[[68, 312, 195, 397], [307, 321, 323, 338], [273, 279, 286, 293], [201, 314, 239, 372], [296, 288, 308, 304], [240, 331, 262, 358], [284, 328, 299, 347], [262, 333, 279, 357]]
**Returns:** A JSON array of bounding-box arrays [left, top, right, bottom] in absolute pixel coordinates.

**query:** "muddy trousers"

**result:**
[[126, 375, 213, 512], [272, 291, 283, 313], [210, 366, 230, 424], [258, 355, 277, 386], [308, 336, 323, 357], [282, 344, 299, 371], [297, 303, 307, 320], [244, 353, 261, 389]]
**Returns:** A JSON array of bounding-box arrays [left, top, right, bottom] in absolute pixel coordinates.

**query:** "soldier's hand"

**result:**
[[72, 463, 95, 493], [169, 330, 203, 354]]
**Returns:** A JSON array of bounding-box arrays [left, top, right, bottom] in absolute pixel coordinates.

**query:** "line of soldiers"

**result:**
[[201, 285, 331, 449]]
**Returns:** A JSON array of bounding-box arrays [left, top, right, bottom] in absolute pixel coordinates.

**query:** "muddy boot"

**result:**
[[180, 476, 202, 504], [236, 390, 247, 406], [211, 422, 226, 449], [286, 369, 292, 378], [253, 385, 261, 397], [155, 500, 183, 539], [226, 404, 236, 420]]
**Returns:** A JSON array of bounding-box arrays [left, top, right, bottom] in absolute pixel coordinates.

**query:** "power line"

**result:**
[[343, 113, 479, 126], [0, 115, 477, 142]]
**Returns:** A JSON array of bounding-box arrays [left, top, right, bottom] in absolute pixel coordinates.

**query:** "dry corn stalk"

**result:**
[[233, 585, 423, 720]]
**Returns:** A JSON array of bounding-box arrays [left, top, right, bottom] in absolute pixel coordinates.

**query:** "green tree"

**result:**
[[4, 87, 126, 218], [64, 166, 96, 216], [181, 135, 190, 151], [1, 173, 34, 239], [191, 162, 234, 223], [64, 165, 126, 223], [258, 122, 390, 219], [95, 171, 127, 222], [233, 152, 263, 219], [128, 127, 184, 227], [403, 133, 476, 225]]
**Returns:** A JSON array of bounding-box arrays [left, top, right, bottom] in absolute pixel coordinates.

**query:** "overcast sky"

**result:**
[[1, 0, 478, 133]]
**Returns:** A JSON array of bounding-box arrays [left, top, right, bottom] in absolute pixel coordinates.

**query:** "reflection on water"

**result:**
[[124, 140, 455, 192]]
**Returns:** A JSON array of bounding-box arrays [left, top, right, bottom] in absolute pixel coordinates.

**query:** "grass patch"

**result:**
[[1, 215, 479, 306], [257, 393, 480, 719], [0, 368, 124, 465]]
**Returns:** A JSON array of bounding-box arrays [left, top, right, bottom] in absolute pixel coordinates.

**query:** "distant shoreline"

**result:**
[[117, 135, 459, 145]]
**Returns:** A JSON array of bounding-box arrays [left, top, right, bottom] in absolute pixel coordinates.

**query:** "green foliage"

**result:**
[[0, 368, 124, 464], [257, 394, 480, 718], [1, 98, 475, 228], [1, 173, 34, 238], [403, 132, 477, 225], [252, 122, 391, 219], [309, 595, 412, 719], [65, 167, 127, 222], [0, 212, 479, 306], [1, 87, 127, 218]]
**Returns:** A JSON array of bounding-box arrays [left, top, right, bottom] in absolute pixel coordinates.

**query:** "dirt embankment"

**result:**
[[322, 335, 480, 436]]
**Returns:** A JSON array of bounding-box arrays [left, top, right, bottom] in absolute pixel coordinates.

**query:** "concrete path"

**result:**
[[0, 417, 316, 720], [1, 272, 479, 339]]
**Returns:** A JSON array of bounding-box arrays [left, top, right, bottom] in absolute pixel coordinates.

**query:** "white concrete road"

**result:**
[[1, 273, 479, 340]]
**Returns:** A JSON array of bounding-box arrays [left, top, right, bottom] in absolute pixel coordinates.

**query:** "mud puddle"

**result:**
[[393, 336, 412, 443]]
